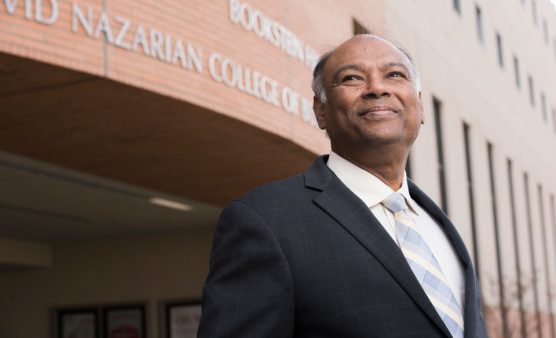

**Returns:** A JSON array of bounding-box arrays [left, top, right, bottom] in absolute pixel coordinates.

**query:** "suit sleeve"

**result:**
[[197, 200, 295, 338]]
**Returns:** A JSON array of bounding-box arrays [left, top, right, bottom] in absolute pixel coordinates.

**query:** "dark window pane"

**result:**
[[433, 97, 448, 214], [496, 32, 504, 68], [513, 55, 520, 88], [463, 122, 480, 276], [475, 5, 483, 43], [487, 142, 508, 337]]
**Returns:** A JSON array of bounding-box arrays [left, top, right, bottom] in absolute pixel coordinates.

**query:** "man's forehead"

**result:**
[[326, 36, 410, 71]]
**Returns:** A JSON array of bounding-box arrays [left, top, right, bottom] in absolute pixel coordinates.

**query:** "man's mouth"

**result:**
[[357, 107, 397, 117]]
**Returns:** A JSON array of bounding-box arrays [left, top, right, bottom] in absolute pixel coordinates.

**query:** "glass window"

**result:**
[[454, 0, 461, 14], [405, 153, 412, 180], [507, 159, 527, 338], [352, 19, 369, 36], [523, 173, 544, 331], [528, 75, 535, 107], [513, 55, 520, 88], [475, 5, 483, 43], [463, 122, 480, 275], [487, 142, 509, 337], [551, 194, 556, 242], [553, 37, 556, 61], [537, 184, 554, 330], [433, 97, 448, 214], [541, 92, 547, 121], [532, 0, 538, 25], [496, 32, 504, 68], [553, 108, 556, 134], [543, 19, 549, 45]]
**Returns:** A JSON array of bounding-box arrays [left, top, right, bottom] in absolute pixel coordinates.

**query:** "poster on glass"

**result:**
[[103, 304, 146, 338], [58, 308, 98, 338], [165, 302, 201, 338]]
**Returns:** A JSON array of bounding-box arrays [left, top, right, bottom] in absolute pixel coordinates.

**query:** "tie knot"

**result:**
[[382, 192, 408, 213]]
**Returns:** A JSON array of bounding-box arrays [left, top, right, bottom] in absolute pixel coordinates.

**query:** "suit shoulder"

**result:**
[[231, 174, 308, 212], [241, 174, 306, 201]]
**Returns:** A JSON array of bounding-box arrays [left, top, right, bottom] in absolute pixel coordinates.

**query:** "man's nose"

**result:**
[[362, 78, 390, 98]]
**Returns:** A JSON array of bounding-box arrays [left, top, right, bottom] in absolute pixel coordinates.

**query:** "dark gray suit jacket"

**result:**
[[198, 156, 489, 338]]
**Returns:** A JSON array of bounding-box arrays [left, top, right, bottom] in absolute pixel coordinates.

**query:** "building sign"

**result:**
[[0, 0, 319, 128], [2, 0, 59, 24], [228, 0, 319, 70]]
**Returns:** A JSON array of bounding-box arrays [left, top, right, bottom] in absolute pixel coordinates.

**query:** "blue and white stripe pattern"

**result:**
[[382, 192, 464, 338]]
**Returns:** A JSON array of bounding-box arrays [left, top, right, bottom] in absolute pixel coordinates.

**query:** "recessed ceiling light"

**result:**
[[149, 197, 193, 211]]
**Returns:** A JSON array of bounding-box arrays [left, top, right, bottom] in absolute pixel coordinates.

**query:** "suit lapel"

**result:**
[[408, 181, 479, 338], [305, 157, 452, 338], [408, 181, 472, 269]]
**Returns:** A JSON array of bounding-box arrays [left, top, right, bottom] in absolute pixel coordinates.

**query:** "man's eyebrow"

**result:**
[[332, 64, 366, 79], [382, 62, 411, 72]]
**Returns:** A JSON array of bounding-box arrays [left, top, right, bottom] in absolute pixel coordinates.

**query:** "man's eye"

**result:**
[[342, 75, 362, 82], [389, 71, 406, 78]]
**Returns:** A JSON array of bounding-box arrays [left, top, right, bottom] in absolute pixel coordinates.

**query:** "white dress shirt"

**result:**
[[327, 151, 465, 307]]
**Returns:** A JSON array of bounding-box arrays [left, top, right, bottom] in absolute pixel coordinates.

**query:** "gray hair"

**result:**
[[311, 36, 422, 104]]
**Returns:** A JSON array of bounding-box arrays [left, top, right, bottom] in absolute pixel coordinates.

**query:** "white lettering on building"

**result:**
[[34, 0, 57, 24], [71, 3, 203, 73], [1, 1, 318, 128], [228, 0, 319, 70], [281, 86, 299, 115], [209, 52, 280, 107], [2, 0, 58, 25], [2, 0, 18, 14], [114, 16, 131, 50]]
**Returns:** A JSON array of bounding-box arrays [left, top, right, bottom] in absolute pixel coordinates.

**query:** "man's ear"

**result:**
[[313, 96, 327, 130], [418, 92, 425, 124]]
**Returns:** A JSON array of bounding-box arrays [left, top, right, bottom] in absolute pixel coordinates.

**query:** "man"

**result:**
[[198, 34, 488, 338]]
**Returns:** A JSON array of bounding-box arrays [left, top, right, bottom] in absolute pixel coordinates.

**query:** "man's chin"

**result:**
[[361, 134, 404, 146]]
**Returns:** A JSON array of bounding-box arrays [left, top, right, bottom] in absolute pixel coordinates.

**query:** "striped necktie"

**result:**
[[382, 192, 464, 338]]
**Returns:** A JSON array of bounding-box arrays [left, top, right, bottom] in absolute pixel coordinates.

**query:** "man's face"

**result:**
[[314, 36, 424, 157]]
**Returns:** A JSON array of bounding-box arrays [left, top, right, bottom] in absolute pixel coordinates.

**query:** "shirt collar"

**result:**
[[327, 151, 419, 215]]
